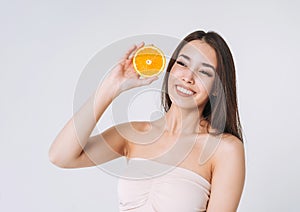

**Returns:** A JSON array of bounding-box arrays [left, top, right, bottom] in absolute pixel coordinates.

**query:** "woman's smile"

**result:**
[[175, 85, 196, 97]]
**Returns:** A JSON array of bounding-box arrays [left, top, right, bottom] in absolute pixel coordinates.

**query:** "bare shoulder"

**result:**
[[218, 133, 244, 152], [206, 133, 246, 211], [211, 133, 245, 167], [117, 120, 150, 131], [129, 120, 151, 131], [115, 120, 151, 154]]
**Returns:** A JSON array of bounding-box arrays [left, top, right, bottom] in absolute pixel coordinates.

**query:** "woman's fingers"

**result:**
[[121, 42, 145, 63], [122, 44, 137, 60], [128, 42, 145, 60]]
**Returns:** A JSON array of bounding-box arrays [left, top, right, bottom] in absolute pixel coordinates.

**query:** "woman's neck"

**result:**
[[155, 104, 207, 136]]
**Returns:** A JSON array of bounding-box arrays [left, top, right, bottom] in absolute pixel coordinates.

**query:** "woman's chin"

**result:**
[[169, 98, 199, 110]]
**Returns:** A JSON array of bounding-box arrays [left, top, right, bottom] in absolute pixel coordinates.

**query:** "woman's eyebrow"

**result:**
[[178, 54, 191, 61], [202, 63, 216, 72], [178, 54, 216, 72]]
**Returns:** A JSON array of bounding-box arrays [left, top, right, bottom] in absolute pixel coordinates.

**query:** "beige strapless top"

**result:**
[[118, 157, 211, 212]]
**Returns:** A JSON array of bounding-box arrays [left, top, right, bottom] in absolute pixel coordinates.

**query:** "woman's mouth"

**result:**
[[175, 85, 195, 97]]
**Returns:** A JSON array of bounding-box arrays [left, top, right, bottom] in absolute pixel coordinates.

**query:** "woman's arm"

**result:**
[[206, 135, 246, 212], [48, 83, 122, 168], [48, 42, 158, 168]]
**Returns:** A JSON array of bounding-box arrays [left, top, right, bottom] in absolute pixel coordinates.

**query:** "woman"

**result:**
[[49, 30, 245, 212]]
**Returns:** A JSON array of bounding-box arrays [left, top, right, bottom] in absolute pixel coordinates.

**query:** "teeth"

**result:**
[[176, 86, 194, 95]]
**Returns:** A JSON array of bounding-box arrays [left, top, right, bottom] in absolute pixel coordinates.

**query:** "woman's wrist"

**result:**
[[95, 79, 121, 101]]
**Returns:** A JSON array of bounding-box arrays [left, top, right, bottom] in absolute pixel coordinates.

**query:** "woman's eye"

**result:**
[[199, 70, 212, 77], [176, 60, 187, 67]]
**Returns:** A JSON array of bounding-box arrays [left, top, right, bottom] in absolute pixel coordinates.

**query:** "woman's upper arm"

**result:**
[[206, 136, 246, 212], [62, 123, 128, 168]]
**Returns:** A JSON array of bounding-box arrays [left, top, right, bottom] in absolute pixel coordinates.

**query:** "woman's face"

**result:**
[[168, 40, 217, 109]]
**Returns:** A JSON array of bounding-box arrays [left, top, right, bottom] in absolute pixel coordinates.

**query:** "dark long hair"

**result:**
[[161, 30, 243, 142]]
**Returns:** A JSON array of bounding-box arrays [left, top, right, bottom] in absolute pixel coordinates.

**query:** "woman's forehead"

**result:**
[[179, 40, 217, 68]]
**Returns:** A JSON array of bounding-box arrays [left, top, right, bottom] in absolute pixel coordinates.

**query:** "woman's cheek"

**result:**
[[194, 79, 212, 95], [169, 67, 181, 79]]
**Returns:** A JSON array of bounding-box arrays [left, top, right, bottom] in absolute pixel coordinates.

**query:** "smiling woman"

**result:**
[[49, 30, 245, 212], [162, 31, 243, 140], [158, 31, 245, 211]]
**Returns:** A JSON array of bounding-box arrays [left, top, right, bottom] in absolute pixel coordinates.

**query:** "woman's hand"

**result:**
[[104, 42, 159, 97]]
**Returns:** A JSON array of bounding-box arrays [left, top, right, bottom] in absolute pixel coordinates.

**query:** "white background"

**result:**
[[1, 0, 299, 211]]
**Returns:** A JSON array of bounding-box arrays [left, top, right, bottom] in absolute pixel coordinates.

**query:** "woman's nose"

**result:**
[[181, 69, 195, 84]]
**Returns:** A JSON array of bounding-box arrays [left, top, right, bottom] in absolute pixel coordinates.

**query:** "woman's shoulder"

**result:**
[[210, 133, 245, 167], [220, 133, 243, 145], [116, 120, 151, 132], [114, 121, 152, 145], [219, 133, 244, 153]]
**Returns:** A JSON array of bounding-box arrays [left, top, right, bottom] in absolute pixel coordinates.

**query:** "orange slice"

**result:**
[[133, 45, 166, 77]]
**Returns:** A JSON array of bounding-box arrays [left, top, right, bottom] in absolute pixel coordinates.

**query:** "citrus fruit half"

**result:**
[[133, 45, 166, 77]]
